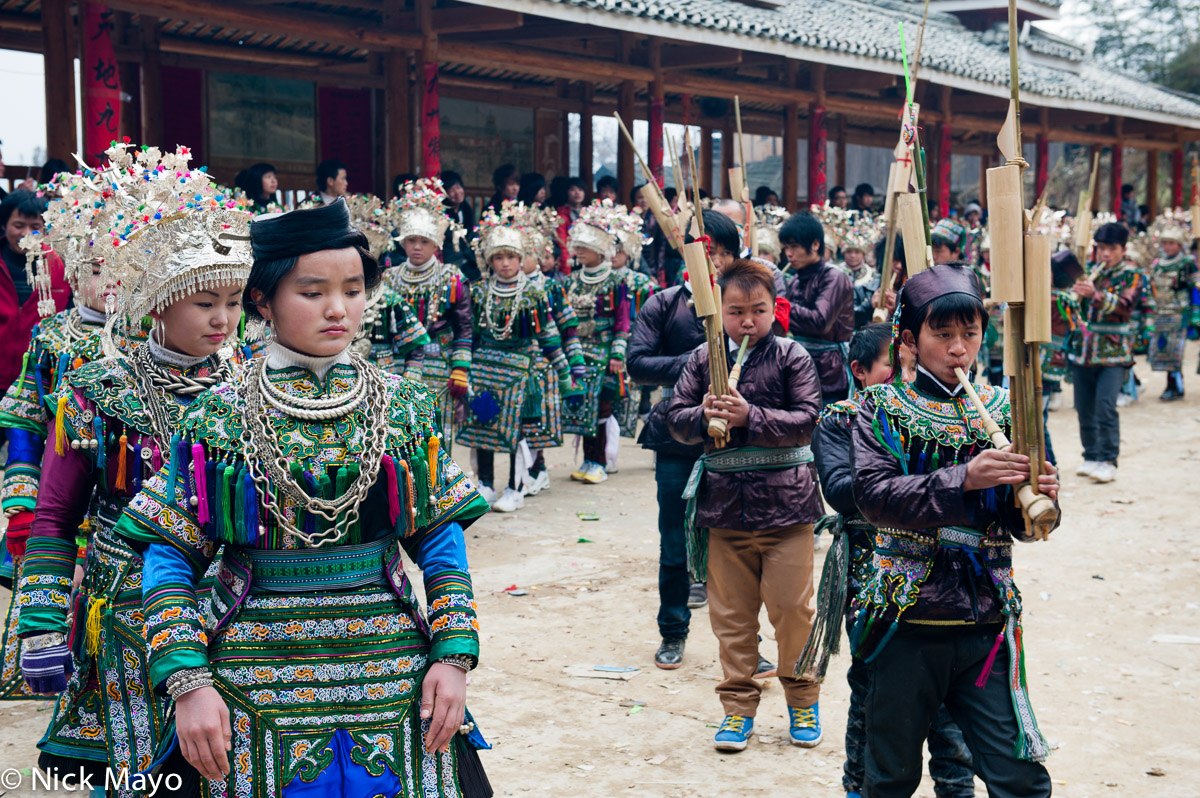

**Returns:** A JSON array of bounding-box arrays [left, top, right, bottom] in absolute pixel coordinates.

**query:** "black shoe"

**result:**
[[755, 654, 777, 679], [1161, 387, 1184, 401], [687, 582, 708, 609], [655, 638, 686, 670]]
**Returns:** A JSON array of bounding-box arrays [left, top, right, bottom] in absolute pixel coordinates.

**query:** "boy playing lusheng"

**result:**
[[666, 259, 824, 752], [851, 263, 1059, 798], [1069, 221, 1154, 483], [809, 323, 973, 798]]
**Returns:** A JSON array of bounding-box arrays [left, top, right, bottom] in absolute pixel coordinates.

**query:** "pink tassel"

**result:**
[[382, 454, 401, 527], [192, 443, 209, 525], [975, 631, 1005, 689], [151, 444, 162, 474]]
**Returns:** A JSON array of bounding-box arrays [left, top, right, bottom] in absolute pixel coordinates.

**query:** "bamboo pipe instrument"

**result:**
[[953, 368, 1058, 538], [614, 112, 687, 252], [708, 334, 750, 440]]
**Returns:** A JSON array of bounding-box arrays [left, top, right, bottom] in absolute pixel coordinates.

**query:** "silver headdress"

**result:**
[[568, 199, 618, 260], [609, 206, 650, 263], [344, 193, 398, 261], [473, 200, 530, 270], [520, 204, 562, 262], [89, 143, 253, 356], [395, 178, 463, 247]]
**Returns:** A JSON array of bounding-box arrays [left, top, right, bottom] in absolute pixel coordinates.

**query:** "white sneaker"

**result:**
[[493, 487, 525, 512], [523, 470, 550, 497], [1116, 393, 1133, 407], [1076, 460, 1099, 477], [478, 484, 497, 504], [1089, 462, 1117, 483], [582, 461, 608, 484], [1048, 393, 1063, 412]]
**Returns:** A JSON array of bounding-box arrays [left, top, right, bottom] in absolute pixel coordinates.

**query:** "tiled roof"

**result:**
[[510, 0, 1200, 124]]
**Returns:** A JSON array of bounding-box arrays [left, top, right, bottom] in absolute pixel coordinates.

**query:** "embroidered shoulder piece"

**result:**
[[866, 381, 1010, 448], [60, 358, 153, 442], [817, 396, 862, 425], [0, 313, 105, 434]]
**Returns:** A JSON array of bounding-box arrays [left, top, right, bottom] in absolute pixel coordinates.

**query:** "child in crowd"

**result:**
[[808, 323, 973, 798], [851, 263, 1059, 797], [1147, 225, 1198, 400], [1069, 222, 1154, 483], [667, 259, 824, 752]]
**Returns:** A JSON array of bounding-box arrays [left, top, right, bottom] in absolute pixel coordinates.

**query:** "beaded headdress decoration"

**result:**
[[473, 200, 530, 271], [90, 142, 253, 357], [754, 204, 789, 259], [20, 169, 120, 317], [394, 178, 464, 248], [809, 201, 856, 256], [569, 199, 618, 259], [520, 204, 562, 262], [610, 206, 649, 262], [345, 193, 398, 261]]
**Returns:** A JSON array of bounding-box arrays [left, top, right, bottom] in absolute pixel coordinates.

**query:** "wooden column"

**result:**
[[648, 41, 664, 187], [580, 84, 594, 196], [42, 0, 77, 159], [807, 63, 827, 209], [937, 85, 952, 217], [782, 61, 800, 212], [139, 16, 162, 148], [1172, 147, 1185, 208], [616, 33, 635, 206], [835, 115, 847, 190], [385, 51, 412, 183], [1090, 145, 1101, 212], [701, 126, 714, 196], [416, 0, 439, 177], [979, 154, 989, 211], [1146, 149, 1158, 220], [557, 79, 571, 176], [721, 123, 734, 198]]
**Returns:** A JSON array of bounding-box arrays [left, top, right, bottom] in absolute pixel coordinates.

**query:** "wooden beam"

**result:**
[[661, 44, 742, 71], [1146, 149, 1158, 220], [431, 6, 521, 34], [701, 126, 714, 196], [385, 50, 411, 183], [448, 21, 616, 43], [825, 69, 897, 91], [42, 0, 77, 160], [580, 83, 593, 196], [618, 77, 635, 205], [721, 123, 733, 198], [782, 60, 799, 211], [835, 115, 846, 189]]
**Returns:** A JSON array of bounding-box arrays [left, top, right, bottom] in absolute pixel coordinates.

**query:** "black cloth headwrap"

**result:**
[[249, 197, 367, 262], [901, 263, 983, 316]]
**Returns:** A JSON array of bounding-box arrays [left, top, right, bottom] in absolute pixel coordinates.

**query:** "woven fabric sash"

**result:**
[[681, 445, 812, 580], [239, 536, 395, 593], [1087, 322, 1133, 335]]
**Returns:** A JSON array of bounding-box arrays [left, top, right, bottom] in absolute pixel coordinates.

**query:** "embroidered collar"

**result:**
[[915, 366, 965, 398], [266, 341, 353, 379]]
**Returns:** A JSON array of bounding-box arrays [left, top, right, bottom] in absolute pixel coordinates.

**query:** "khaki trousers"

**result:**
[[707, 523, 820, 716]]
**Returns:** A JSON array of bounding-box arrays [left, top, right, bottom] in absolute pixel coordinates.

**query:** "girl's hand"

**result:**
[[608, 358, 624, 375], [421, 662, 467, 754], [1037, 460, 1059, 502], [176, 685, 231, 780]]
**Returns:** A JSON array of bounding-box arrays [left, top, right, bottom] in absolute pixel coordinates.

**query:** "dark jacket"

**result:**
[[811, 405, 858, 518], [851, 371, 1037, 624], [627, 285, 706, 459], [666, 334, 823, 530], [785, 259, 854, 398]]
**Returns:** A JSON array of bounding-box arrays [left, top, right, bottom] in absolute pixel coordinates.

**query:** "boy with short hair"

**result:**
[[667, 259, 824, 752], [781, 211, 854, 403], [852, 263, 1059, 798], [930, 218, 967, 265], [1069, 221, 1154, 483], [809, 323, 973, 798]]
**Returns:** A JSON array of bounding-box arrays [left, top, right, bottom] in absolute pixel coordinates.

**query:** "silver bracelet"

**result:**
[[166, 667, 213, 701], [437, 654, 476, 672], [25, 632, 66, 651]]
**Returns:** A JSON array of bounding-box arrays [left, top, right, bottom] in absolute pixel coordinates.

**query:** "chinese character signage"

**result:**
[[83, 3, 120, 166]]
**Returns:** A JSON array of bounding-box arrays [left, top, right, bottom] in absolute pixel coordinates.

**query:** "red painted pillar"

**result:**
[[939, 123, 952, 218], [1110, 146, 1123, 217], [1173, 148, 1185, 208], [421, 61, 440, 177], [649, 98, 664, 188], [807, 104, 827, 209], [1035, 134, 1049, 200]]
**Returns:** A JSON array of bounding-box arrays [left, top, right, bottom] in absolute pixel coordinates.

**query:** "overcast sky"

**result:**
[[0, 0, 1096, 169]]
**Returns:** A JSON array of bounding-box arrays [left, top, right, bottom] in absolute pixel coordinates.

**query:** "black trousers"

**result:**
[[864, 624, 1051, 798]]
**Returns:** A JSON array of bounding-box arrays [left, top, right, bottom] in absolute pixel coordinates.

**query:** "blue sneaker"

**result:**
[[713, 715, 754, 751], [788, 703, 822, 747]]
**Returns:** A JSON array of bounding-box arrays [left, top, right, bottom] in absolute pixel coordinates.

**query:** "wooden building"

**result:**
[[3, 0, 1200, 215]]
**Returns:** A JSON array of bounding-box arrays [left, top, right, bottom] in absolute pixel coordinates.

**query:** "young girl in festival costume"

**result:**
[[15, 143, 253, 789], [851, 263, 1059, 798], [115, 197, 493, 797], [610, 205, 656, 440], [802, 323, 974, 798], [834, 226, 879, 330], [344, 193, 431, 376], [0, 173, 127, 702], [1147, 224, 1198, 400], [667, 259, 824, 753], [564, 200, 630, 484], [515, 205, 585, 497], [460, 200, 573, 513], [384, 178, 474, 422]]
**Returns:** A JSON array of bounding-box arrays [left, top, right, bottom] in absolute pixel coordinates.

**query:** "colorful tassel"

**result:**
[[131, 442, 144, 492], [55, 352, 70, 388], [93, 417, 106, 471], [427, 435, 440, 499], [84, 596, 108, 657], [234, 466, 247, 544], [381, 455, 401, 528], [192, 443, 209, 525], [975, 630, 1005, 689], [222, 465, 237, 542], [165, 435, 183, 504], [243, 471, 259, 547], [116, 433, 129, 490], [397, 458, 416, 537], [302, 470, 319, 539], [54, 395, 67, 456], [15, 352, 29, 395]]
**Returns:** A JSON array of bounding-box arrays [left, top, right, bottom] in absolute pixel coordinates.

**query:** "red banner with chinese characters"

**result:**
[[649, 98, 664, 188], [82, 3, 120, 167], [808, 105, 827, 206], [940, 123, 953, 218], [421, 61, 440, 177]]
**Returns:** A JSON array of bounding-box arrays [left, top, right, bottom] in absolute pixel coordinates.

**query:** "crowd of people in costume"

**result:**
[[0, 141, 1193, 798]]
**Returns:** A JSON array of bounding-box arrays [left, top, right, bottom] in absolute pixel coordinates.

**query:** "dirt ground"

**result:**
[[0, 347, 1197, 797]]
